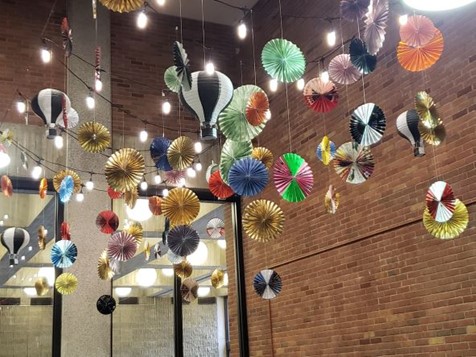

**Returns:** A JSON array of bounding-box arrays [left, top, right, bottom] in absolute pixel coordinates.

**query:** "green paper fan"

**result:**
[[219, 139, 253, 184], [218, 85, 267, 141], [273, 153, 314, 203], [261, 39, 306, 83], [164, 66, 181, 93]]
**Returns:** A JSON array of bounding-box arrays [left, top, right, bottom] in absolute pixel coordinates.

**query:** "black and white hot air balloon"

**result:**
[[396, 109, 425, 157], [31, 89, 71, 139], [1, 227, 30, 265], [180, 71, 234, 140]]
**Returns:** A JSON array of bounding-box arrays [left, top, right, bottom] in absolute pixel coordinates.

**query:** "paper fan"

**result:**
[[206, 161, 220, 183], [167, 225, 200, 257], [57, 108, 79, 129], [98, 250, 114, 280], [97, 295, 116, 315], [61, 222, 71, 240], [364, 0, 389, 55], [219, 85, 267, 141], [105, 148, 145, 192], [167, 250, 184, 264], [328, 54, 361, 85], [349, 38, 377, 74], [150, 137, 173, 171], [125, 221, 143, 243], [107, 186, 123, 199], [165, 170, 186, 186], [261, 38, 306, 83], [252, 147, 274, 170], [173, 41, 192, 91], [59, 175, 74, 203], [419, 119, 446, 146], [219, 139, 253, 184], [253, 269, 282, 300], [325, 185, 340, 214], [340, 0, 370, 22], [242, 199, 285, 242], [162, 187, 200, 226], [53, 170, 81, 193], [396, 110, 425, 157], [98, 0, 143, 12], [107, 231, 137, 261], [124, 188, 138, 209], [35, 278, 49, 296], [149, 196, 162, 215], [209, 170, 235, 199], [246, 91, 269, 126], [55, 272, 78, 295], [39, 178, 48, 199], [164, 66, 181, 93], [77, 121, 111, 153], [350, 103, 386, 146], [51, 240, 78, 268], [181, 278, 198, 303], [303, 78, 339, 113], [167, 136, 195, 171], [228, 158, 269, 197], [334, 142, 375, 184], [316, 136, 336, 165], [415, 91, 440, 129], [397, 29, 444, 72], [400, 15, 437, 47], [96, 210, 119, 234], [1, 175, 12, 197], [174, 260, 193, 279], [423, 199, 468, 239], [273, 153, 314, 202], [38, 226, 47, 250], [426, 181, 456, 223], [206, 218, 225, 238], [211, 269, 225, 289]]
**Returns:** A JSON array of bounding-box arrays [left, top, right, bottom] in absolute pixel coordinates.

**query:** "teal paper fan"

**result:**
[[164, 66, 181, 93], [261, 39, 306, 83], [219, 139, 253, 185]]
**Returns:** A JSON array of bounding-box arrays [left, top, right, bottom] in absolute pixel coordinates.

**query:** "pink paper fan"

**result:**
[[107, 231, 137, 261], [400, 15, 437, 47], [303, 78, 339, 113], [165, 170, 186, 186], [425, 181, 456, 223], [328, 54, 361, 85], [364, 0, 389, 55]]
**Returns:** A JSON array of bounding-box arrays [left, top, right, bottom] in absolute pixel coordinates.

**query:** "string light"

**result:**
[[237, 20, 247, 39], [269, 78, 278, 92], [194, 141, 203, 154], [75, 188, 84, 202], [139, 128, 148, 143], [86, 91, 95, 110], [296, 78, 305, 91], [205, 62, 215, 75], [162, 188, 169, 197], [140, 176, 148, 191], [95, 78, 103, 92], [3, 214, 9, 220], [31, 165, 42, 180], [85, 174, 94, 190], [320, 70, 330, 83], [194, 161, 202, 172], [399, 14, 409, 26], [178, 178, 186, 187], [162, 100, 171, 115], [154, 172, 162, 184], [137, 8, 148, 29], [16, 100, 26, 114], [265, 110, 272, 120], [326, 30, 337, 47], [40, 44, 52, 64], [156, 0, 165, 5], [0, 145, 11, 168], [186, 167, 196, 178], [54, 135, 64, 149]]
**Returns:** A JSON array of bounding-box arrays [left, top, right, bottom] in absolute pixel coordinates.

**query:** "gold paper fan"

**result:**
[[98, 250, 114, 280], [162, 187, 200, 226], [423, 199, 468, 239], [174, 260, 193, 279], [77, 121, 111, 153], [211, 269, 225, 289], [415, 91, 439, 129], [167, 136, 195, 171], [55, 272, 78, 295], [124, 188, 138, 209], [105, 148, 145, 192], [242, 199, 285, 242], [53, 170, 82, 193], [35, 278, 49, 296], [252, 147, 274, 170], [126, 221, 143, 243], [419, 119, 446, 146], [99, 0, 143, 13], [37, 225, 47, 250]]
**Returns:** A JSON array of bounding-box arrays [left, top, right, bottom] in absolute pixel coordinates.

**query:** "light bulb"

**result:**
[[115, 287, 132, 297], [95, 78, 103, 92], [139, 129, 148, 143], [156, 0, 165, 5], [194, 141, 203, 153], [137, 11, 148, 29], [75, 191, 84, 202], [85, 179, 94, 190], [0, 151, 11, 169], [41, 47, 52, 63], [217, 239, 226, 249], [265, 110, 272, 120], [402, 0, 476, 11], [326, 30, 337, 47], [399, 14, 409, 26], [188, 241, 208, 265], [186, 167, 196, 178], [205, 62, 215, 75], [54, 135, 64, 149], [178, 178, 186, 187], [197, 286, 210, 297], [136, 268, 157, 287], [140, 178, 148, 191], [24, 287, 37, 297], [31, 165, 42, 180], [194, 162, 202, 172], [269, 78, 278, 92], [86, 94, 95, 109], [162, 188, 169, 197], [0, 221, 3, 226], [320, 70, 330, 83], [296, 78, 305, 91], [16, 100, 26, 114], [237, 22, 247, 39], [162, 101, 171, 115], [154, 174, 162, 184], [3, 214, 8, 220]]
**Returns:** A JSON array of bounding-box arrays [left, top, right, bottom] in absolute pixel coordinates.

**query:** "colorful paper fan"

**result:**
[[396, 110, 425, 157], [273, 153, 313, 202], [77, 121, 111, 153], [149, 196, 162, 215], [51, 240, 78, 268], [242, 199, 285, 242], [228, 158, 269, 197], [206, 161, 220, 183], [415, 91, 440, 129], [400, 15, 437, 47], [150, 137, 173, 171], [209, 171, 235, 199], [98, 250, 114, 280], [105, 148, 145, 192], [107, 231, 137, 261], [303, 78, 339, 113], [333, 142, 375, 184], [340, 0, 371, 22], [55, 272, 78, 295], [96, 210, 119, 234], [261, 38, 306, 83], [419, 119, 446, 146], [173, 41, 192, 91], [328, 54, 361, 85], [350, 103, 386, 146], [349, 38, 377, 74], [165, 170, 186, 186], [364, 0, 389, 55], [425, 181, 456, 223], [252, 147, 274, 170], [97, 295, 116, 315], [219, 139, 253, 184], [325, 185, 340, 214], [59, 175, 74, 203], [167, 136, 195, 171], [316, 136, 336, 165], [1, 175, 12, 197], [174, 260, 193, 279], [125, 221, 143, 243], [39, 178, 48, 199], [98, 0, 143, 12], [181, 278, 198, 303], [167, 225, 200, 257], [423, 199, 468, 240], [246, 91, 269, 126], [219, 85, 267, 141], [167, 250, 184, 264], [164, 66, 181, 93], [397, 29, 444, 72], [53, 170, 81, 193], [107, 186, 123, 199], [124, 188, 138, 209], [162, 187, 200, 226], [206, 218, 225, 239], [253, 269, 282, 300]]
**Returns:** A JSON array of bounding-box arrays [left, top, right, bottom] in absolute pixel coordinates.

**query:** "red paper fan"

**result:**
[[61, 222, 71, 240], [425, 181, 456, 223], [1, 175, 13, 197], [149, 196, 162, 215], [246, 92, 269, 126], [209, 170, 234, 199], [303, 78, 339, 113], [399, 15, 437, 47], [107, 231, 137, 261], [107, 186, 123, 199], [96, 210, 119, 234]]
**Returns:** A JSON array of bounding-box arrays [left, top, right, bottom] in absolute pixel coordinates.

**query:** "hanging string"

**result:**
[[179, 0, 184, 44], [200, 0, 207, 68], [250, 9, 257, 85], [278, 0, 284, 38], [40, 0, 59, 39], [239, 60, 243, 85], [356, 20, 367, 104]]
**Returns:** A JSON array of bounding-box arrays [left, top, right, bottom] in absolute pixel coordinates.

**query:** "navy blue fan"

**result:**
[[253, 269, 282, 300]]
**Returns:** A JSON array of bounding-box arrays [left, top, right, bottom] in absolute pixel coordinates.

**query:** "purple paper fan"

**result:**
[[167, 225, 200, 257], [107, 232, 137, 261], [340, 0, 371, 22]]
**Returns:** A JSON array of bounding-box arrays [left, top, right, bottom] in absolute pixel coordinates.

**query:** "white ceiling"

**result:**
[[149, 0, 260, 25]]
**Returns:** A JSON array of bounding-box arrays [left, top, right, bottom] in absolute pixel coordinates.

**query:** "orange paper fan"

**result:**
[[397, 29, 444, 72], [1, 175, 13, 197], [246, 92, 269, 126], [209, 170, 234, 199], [39, 178, 48, 199]]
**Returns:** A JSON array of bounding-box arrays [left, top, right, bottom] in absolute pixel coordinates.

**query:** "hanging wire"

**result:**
[[278, 0, 284, 39], [250, 9, 257, 85], [200, 0, 207, 68]]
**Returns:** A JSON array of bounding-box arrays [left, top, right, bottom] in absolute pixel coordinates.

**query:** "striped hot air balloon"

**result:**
[[31, 88, 71, 139], [1, 227, 30, 265], [396, 109, 425, 157], [180, 71, 234, 140]]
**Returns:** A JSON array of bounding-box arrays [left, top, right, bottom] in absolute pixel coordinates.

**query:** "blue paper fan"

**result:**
[[253, 269, 282, 300], [150, 137, 173, 171], [228, 158, 268, 196], [316, 139, 336, 164], [51, 240, 78, 268], [59, 175, 74, 203]]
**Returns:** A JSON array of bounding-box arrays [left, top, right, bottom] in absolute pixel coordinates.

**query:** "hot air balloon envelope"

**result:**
[[31, 89, 71, 139]]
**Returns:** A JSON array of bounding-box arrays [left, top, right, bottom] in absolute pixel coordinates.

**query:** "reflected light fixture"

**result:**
[[126, 198, 153, 222], [24, 287, 37, 297], [217, 239, 226, 249], [197, 286, 211, 297], [162, 268, 174, 277], [115, 287, 132, 297], [136, 268, 157, 287], [402, 0, 476, 11], [0, 145, 11, 169], [38, 267, 55, 286], [156, 0, 166, 5], [188, 241, 208, 265]]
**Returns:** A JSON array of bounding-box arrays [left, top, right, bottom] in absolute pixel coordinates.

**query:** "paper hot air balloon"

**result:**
[[1, 227, 30, 265], [31, 89, 71, 139], [396, 110, 425, 157]]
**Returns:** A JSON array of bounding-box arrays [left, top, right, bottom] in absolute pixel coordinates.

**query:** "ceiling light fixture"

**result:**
[[402, 0, 476, 11]]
